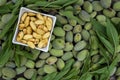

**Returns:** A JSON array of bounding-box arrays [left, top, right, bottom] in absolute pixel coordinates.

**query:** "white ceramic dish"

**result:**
[[12, 7, 56, 52]]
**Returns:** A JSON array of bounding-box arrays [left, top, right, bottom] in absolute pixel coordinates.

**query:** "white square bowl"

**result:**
[[12, 7, 56, 52]]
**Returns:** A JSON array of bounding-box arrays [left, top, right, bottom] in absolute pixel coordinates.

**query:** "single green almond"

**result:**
[[74, 33, 82, 43], [25, 60, 35, 68], [91, 50, 99, 56], [5, 62, 16, 68], [100, 0, 111, 8], [44, 65, 57, 74], [90, 11, 97, 18], [17, 77, 26, 80], [56, 15, 68, 24], [111, 17, 120, 24], [39, 52, 50, 59], [20, 56, 27, 66], [46, 56, 57, 65], [1, 14, 13, 24], [2, 67, 16, 79], [92, 1, 103, 11], [63, 24, 73, 31], [62, 52, 73, 61], [36, 76, 43, 80], [73, 61, 82, 70], [74, 40, 87, 51], [65, 6, 74, 11], [113, 2, 120, 11], [79, 10, 90, 21], [68, 19, 77, 26], [85, 23, 92, 30], [76, 0, 84, 5], [77, 49, 89, 61], [52, 38, 65, 49], [57, 59, 65, 70], [24, 69, 36, 79], [90, 36, 99, 50], [64, 42, 73, 51], [35, 60, 45, 68], [53, 27, 65, 37], [50, 49, 63, 57], [16, 66, 26, 74], [83, 1, 93, 13], [73, 25, 82, 33], [103, 9, 116, 18], [66, 31, 73, 42], [81, 30, 90, 41], [37, 68, 45, 76], [92, 55, 100, 63], [96, 15, 106, 22]]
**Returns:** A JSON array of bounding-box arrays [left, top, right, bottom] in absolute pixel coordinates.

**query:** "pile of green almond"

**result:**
[[0, 0, 120, 80]]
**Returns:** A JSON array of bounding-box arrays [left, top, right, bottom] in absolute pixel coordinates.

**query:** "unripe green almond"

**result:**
[[92, 55, 100, 63], [2, 67, 16, 79], [39, 52, 50, 59], [57, 59, 65, 70], [73, 61, 82, 70], [24, 69, 36, 79], [62, 52, 73, 61], [17, 77, 26, 80], [64, 42, 73, 51], [69, 19, 77, 26], [100, 0, 111, 8], [74, 5, 81, 15], [46, 56, 57, 65], [66, 31, 73, 42], [65, 6, 74, 11], [1, 14, 13, 24], [90, 36, 99, 50], [36, 76, 43, 80], [53, 27, 65, 37], [89, 29, 96, 35], [5, 62, 16, 68], [74, 40, 87, 51], [25, 60, 35, 68], [74, 33, 82, 43], [85, 23, 92, 30], [79, 10, 90, 21], [83, 1, 93, 13], [73, 25, 82, 33], [31, 49, 40, 60], [96, 15, 106, 22], [103, 9, 116, 18], [0, 0, 6, 6], [56, 15, 67, 24], [38, 68, 45, 76], [92, 1, 103, 11], [77, 50, 88, 61], [44, 65, 57, 74], [50, 49, 63, 57], [111, 17, 120, 24], [16, 66, 26, 74], [91, 50, 99, 56], [81, 30, 90, 41], [113, 2, 120, 11], [20, 56, 27, 66], [52, 38, 65, 49], [63, 24, 73, 31], [90, 11, 97, 18], [76, 0, 84, 6], [35, 60, 45, 68]]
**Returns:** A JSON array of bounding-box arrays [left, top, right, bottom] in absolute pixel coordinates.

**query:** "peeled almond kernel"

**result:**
[[26, 27, 32, 34], [36, 13, 44, 21], [24, 16, 30, 27], [18, 31, 24, 40], [16, 36, 21, 42], [30, 17, 37, 21], [38, 40, 46, 48], [34, 39, 39, 44], [38, 25, 44, 29], [19, 24, 25, 30], [33, 32, 41, 39], [21, 40, 27, 44], [47, 17, 53, 24], [46, 20, 52, 31], [23, 35, 33, 40], [34, 20, 44, 25], [27, 41, 35, 48], [21, 12, 27, 21], [43, 26, 48, 32], [29, 38, 35, 42], [43, 32, 50, 39], [28, 12, 36, 16], [30, 21, 37, 31], [36, 29, 45, 35], [23, 29, 27, 34]]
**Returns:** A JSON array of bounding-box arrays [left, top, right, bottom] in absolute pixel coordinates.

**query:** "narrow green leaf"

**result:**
[[31, 71, 37, 80], [106, 19, 119, 53], [79, 73, 92, 80], [62, 0, 78, 7], [14, 53, 20, 67], [0, 5, 11, 14], [42, 72, 58, 80]]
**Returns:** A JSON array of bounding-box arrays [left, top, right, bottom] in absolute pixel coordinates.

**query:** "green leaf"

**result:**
[[0, 5, 11, 14], [31, 71, 37, 80], [42, 72, 58, 80], [97, 32, 114, 55], [79, 73, 92, 80], [106, 19, 119, 53], [14, 53, 20, 67], [62, 0, 78, 7]]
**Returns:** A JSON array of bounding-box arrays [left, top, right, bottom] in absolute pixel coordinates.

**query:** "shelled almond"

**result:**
[[16, 12, 53, 49]]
